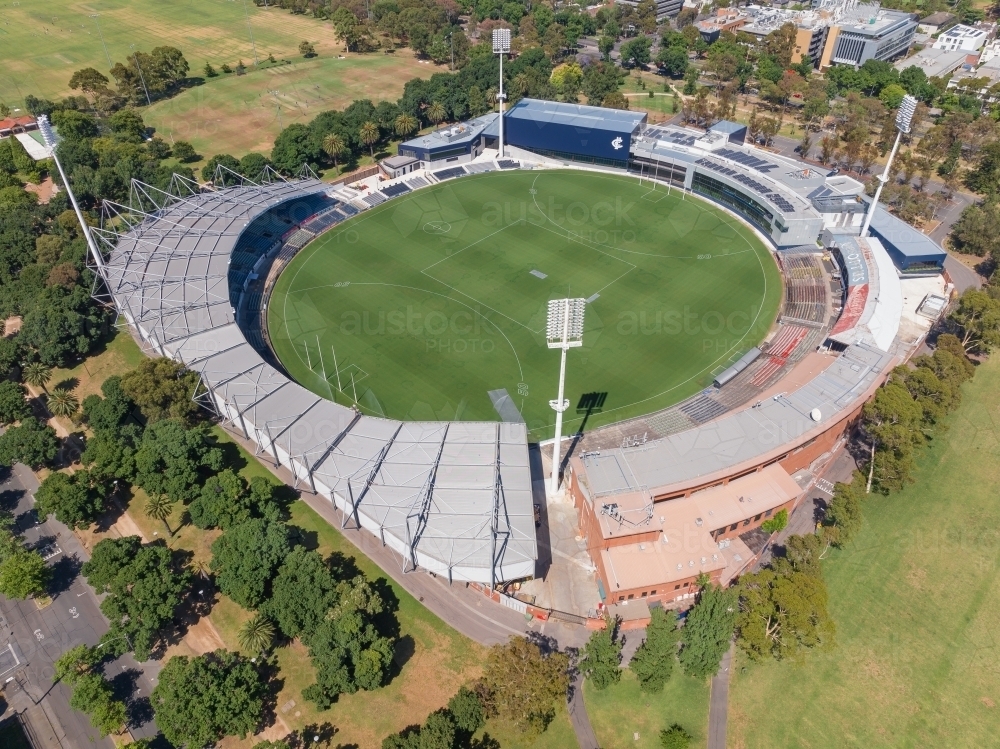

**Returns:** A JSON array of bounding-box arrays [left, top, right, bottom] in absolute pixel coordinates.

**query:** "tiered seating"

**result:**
[[362, 192, 387, 207], [779, 255, 827, 325], [284, 228, 315, 249], [766, 325, 809, 359], [433, 166, 468, 180], [749, 356, 785, 387], [465, 162, 495, 174], [406, 176, 429, 189], [381, 182, 411, 198], [496, 160, 520, 170]]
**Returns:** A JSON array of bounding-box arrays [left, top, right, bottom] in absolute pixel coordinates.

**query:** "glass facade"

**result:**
[[692, 172, 775, 235]]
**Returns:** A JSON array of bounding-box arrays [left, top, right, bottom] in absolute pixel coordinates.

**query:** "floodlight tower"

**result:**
[[492, 29, 511, 158], [546, 298, 586, 495], [37, 116, 104, 272], [860, 94, 918, 238]]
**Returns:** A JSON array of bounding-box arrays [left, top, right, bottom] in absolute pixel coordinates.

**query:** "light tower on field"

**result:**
[[860, 94, 918, 238], [493, 28, 510, 159], [546, 298, 586, 495], [37, 115, 104, 272]]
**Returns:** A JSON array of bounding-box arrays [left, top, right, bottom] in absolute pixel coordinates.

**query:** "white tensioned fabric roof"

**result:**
[[101, 178, 537, 585]]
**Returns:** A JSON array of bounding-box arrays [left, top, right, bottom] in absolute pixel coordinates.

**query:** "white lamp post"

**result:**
[[37, 116, 104, 272], [546, 298, 586, 495], [492, 29, 510, 158], [860, 94, 918, 238]]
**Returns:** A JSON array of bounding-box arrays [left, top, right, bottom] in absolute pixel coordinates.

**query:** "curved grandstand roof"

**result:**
[[99, 173, 536, 585]]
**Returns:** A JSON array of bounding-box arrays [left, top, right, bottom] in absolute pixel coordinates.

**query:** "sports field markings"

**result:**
[[280, 281, 526, 385]]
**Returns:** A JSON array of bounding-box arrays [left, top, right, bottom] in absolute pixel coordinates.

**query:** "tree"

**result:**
[[479, 637, 569, 736], [238, 615, 275, 656], [18, 287, 105, 367], [602, 92, 629, 109], [426, 101, 446, 127], [331, 7, 363, 52], [69, 68, 111, 95], [0, 418, 58, 468], [448, 686, 485, 734], [760, 508, 788, 534], [35, 470, 105, 529], [579, 618, 621, 689], [172, 141, 199, 162], [657, 46, 688, 78], [393, 114, 418, 139], [302, 575, 397, 708], [82, 536, 192, 660], [69, 672, 127, 736], [0, 548, 49, 599], [678, 584, 737, 680], [629, 608, 680, 692], [659, 724, 692, 749], [0, 381, 29, 425], [120, 357, 201, 423], [133, 419, 223, 505], [620, 36, 653, 68], [966, 141, 1000, 195], [145, 492, 176, 537], [550, 63, 584, 101], [736, 560, 835, 661], [299, 40, 317, 58], [949, 288, 1000, 354], [824, 475, 864, 546], [359, 121, 380, 158], [210, 518, 290, 609], [260, 546, 338, 639], [152, 650, 265, 748], [55, 644, 99, 685], [22, 362, 51, 392], [47, 388, 79, 418]]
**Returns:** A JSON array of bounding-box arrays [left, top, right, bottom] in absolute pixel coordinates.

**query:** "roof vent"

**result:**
[[677, 563, 683, 570], [695, 517, 703, 526], [701, 557, 707, 564], [810, 408, 822, 422], [688, 560, 694, 567], [639, 544, 645, 551]]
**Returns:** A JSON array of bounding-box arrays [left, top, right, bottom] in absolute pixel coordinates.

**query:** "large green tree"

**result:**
[[35, 469, 107, 529], [0, 547, 50, 599], [0, 417, 58, 468], [629, 608, 680, 692], [579, 618, 622, 689], [82, 536, 191, 660], [302, 576, 397, 708], [479, 637, 570, 736], [0, 381, 30, 425], [210, 518, 290, 609], [152, 650, 265, 748], [260, 546, 338, 639], [120, 357, 201, 423], [133, 419, 223, 505], [189, 470, 279, 530], [678, 584, 737, 680]]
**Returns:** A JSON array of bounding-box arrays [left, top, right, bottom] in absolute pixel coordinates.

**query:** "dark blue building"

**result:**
[[503, 98, 647, 168]]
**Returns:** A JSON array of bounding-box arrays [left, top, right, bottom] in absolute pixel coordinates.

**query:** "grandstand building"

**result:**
[[96, 100, 949, 612]]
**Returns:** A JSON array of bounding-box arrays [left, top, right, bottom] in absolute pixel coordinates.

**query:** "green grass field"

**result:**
[[728, 354, 1000, 748], [267, 170, 782, 439], [585, 669, 711, 748]]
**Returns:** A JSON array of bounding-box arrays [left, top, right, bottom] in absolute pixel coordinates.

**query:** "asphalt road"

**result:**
[[0, 463, 160, 747], [706, 644, 734, 749]]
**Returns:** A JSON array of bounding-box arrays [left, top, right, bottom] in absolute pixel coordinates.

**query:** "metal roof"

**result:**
[[98, 174, 537, 585], [505, 98, 646, 134]]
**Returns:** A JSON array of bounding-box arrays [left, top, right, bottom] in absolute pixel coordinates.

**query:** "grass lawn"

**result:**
[[267, 169, 781, 440], [584, 669, 710, 748], [143, 53, 441, 163], [47, 328, 145, 401], [2, 0, 387, 103], [728, 354, 1000, 748]]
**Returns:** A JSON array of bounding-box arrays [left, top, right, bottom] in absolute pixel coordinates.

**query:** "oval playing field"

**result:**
[[266, 169, 783, 440]]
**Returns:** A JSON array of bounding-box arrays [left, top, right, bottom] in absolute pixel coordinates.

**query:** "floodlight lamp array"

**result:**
[[37, 115, 57, 151], [896, 95, 918, 134], [546, 298, 586, 348], [492, 28, 511, 54]]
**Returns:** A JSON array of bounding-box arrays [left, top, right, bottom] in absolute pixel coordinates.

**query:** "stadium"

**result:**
[[92, 98, 950, 610]]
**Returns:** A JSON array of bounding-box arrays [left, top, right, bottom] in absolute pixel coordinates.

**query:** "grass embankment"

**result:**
[[729, 354, 1000, 748]]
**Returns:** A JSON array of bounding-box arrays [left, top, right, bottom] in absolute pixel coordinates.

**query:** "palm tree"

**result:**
[[359, 121, 380, 158], [511, 73, 529, 99], [191, 558, 211, 581], [426, 101, 446, 129], [47, 388, 79, 418], [393, 113, 418, 139], [322, 132, 346, 175], [238, 614, 275, 656], [145, 493, 175, 537], [22, 362, 51, 393]]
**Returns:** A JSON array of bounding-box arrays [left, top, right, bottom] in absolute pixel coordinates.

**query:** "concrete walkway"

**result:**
[[707, 643, 735, 749], [567, 671, 599, 749]]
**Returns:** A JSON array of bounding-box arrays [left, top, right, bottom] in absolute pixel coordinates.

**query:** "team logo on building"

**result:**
[[611, 136, 623, 150]]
